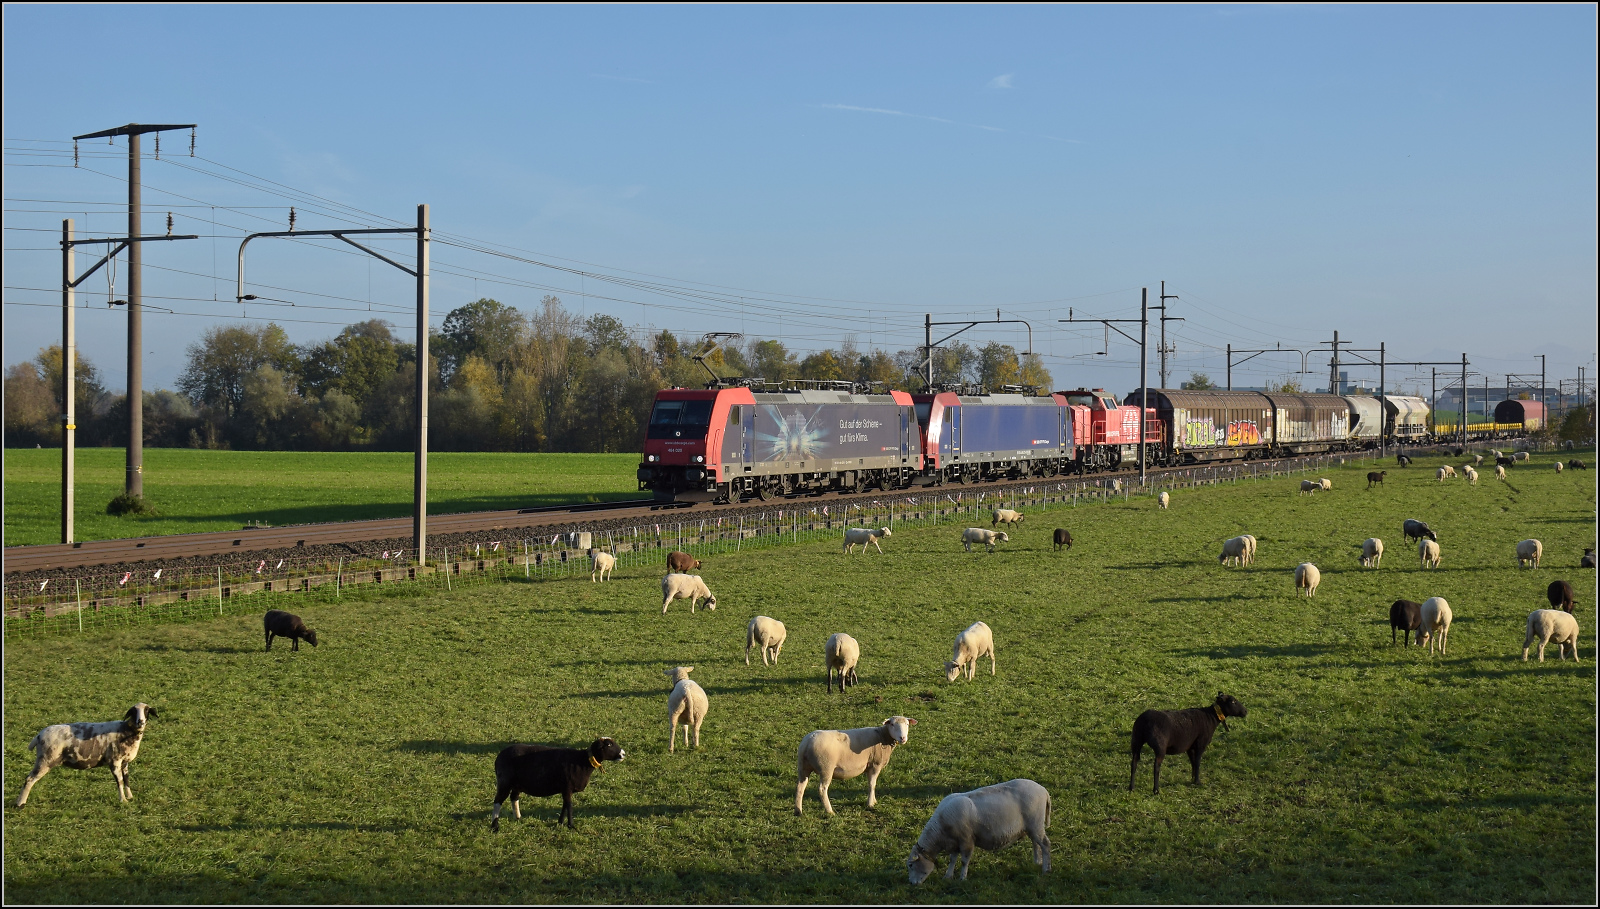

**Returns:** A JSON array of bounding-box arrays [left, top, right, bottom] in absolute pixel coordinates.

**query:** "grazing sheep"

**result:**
[[1516, 539, 1544, 570], [1219, 536, 1251, 567], [664, 667, 708, 753], [843, 527, 892, 554], [1128, 693, 1247, 794], [1473, 453, 1484, 466], [1547, 580, 1575, 614], [1052, 528, 1073, 551], [1359, 538, 1384, 569], [1565, 440, 1576, 451], [15, 703, 157, 806], [1523, 610, 1581, 663], [944, 621, 996, 682], [1436, 466, 1454, 482], [1582, 548, 1597, 569], [661, 573, 716, 614], [1402, 519, 1438, 544], [1396, 453, 1413, 467], [1390, 599, 1423, 646], [746, 615, 787, 665], [1462, 466, 1478, 485], [589, 548, 615, 582], [1418, 538, 1441, 569], [1111, 479, 1123, 493], [962, 527, 1009, 553], [795, 716, 916, 815], [1241, 534, 1258, 565], [1294, 562, 1321, 598], [1420, 597, 1452, 655], [1158, 491, 1170, 510], [490, 737, 626, 830], [1568, 459, 1588, 470], [1490, 449, 1503, 459], [1496, 455, 1515, 468], [825, 633, 861, 693], [666, 551, 702, 573], [991, 508, 1025, 527], [1514, 451, 1530, 462], [1299, 479, 1320, 495], [1495, 464, 1507, 481], [1367, 470, 1386, 488], [1318, 478, 1332, 492], [906, 779, 1051, 884], [264, 609, 318, 651], [1554, 461, 1564, 474]]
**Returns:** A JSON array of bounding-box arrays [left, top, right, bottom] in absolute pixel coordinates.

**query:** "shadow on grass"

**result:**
[[395, 740, 504, 756], [137, 643, 259, 654], [178, 820, 409, 833], [1174, 643, 1341, 659]]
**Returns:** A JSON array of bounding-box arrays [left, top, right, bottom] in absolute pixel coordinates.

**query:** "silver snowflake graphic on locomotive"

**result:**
[[757, 406, 829, 461]]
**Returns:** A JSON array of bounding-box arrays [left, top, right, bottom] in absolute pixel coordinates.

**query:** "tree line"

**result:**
[[4, 295, 1053, 453]]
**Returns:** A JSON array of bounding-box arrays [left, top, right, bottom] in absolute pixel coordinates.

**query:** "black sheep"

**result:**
[[1128, 692, 1247, 794], [1582, 548, 1597, 569], [1390, 599, 1423, 645], [1367, 470, 1386, 488], [1567, 459, 1587, 470], [1396, 453, 1413, 467], [491, 737, 626, 830], [1053, 528, 1073, 551], [1402, 519, 1438, 544], [1496, 456, 1516, 468], [1547, 580, 1575, 613], [264, 610, 318, 651]]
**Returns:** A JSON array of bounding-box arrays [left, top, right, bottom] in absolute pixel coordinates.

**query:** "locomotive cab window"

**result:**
[[1064, 394, 1095, 408], [648, 400, 714, 439], [914, 403, 932, 426]]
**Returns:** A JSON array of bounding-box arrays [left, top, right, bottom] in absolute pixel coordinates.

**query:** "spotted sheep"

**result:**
[[16, 703, 158, 806]]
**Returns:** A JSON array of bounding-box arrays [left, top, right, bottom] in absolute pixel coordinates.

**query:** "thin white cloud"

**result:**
[[815, 103, 1083, 144], [988, 73, 1014, 89]]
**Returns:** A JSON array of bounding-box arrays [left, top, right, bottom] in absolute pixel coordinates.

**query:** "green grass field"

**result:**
[[2, 449, 641, 546], [4, 452, 1595, 903]]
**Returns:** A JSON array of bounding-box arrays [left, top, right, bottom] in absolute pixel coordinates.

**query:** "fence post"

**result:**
[[76, 579, 82, 633], [444, 547, 451, 592], [336, 558, 343, 597], [217, 567, 223, 616]]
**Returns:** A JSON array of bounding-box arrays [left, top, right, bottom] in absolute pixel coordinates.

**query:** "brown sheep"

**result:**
[[666, 551, 701, 573]]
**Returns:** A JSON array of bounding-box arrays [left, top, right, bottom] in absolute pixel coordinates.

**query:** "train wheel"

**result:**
[[757, 484, 773, 502]]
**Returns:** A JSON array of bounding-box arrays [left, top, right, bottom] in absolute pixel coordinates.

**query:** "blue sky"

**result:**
[[4, 4, 1595, 397]]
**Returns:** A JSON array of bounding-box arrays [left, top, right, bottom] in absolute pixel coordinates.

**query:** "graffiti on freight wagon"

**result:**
[[1181, 418, 1261, 448]]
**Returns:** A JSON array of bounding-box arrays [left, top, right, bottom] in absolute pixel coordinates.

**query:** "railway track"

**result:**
[[3, 451, 1382, 578]]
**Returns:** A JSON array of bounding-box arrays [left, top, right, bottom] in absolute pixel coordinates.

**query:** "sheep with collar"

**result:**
[[490, 737, 626, 830], [16, 703, 157, 806], [795, 716, 916, 815], [1128, 693, 1247, 794], [907, 779, 1052, 884]]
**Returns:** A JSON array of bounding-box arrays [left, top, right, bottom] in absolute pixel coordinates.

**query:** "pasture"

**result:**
[[4, 451, 1595, 903], [1, 449, 641, 546]]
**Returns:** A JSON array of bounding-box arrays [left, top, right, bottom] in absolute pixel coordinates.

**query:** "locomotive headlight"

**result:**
[[647, 454, 658, 462], [693, 455, 705, 463]]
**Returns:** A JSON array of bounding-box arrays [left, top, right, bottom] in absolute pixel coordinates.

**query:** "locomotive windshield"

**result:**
[[647, 399, 714, 439], [1064, 394, 1095, 407], [914, 403, 932, 426]]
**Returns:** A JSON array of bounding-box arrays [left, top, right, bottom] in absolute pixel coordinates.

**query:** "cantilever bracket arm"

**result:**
[[64, 234, 197, 288], [236, 226, 421, 302]]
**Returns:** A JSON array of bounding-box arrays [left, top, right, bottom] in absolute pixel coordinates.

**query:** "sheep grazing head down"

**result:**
[[302, 628, 319, 648], [907, 843, 938, 885], [883, 715, 917, 745], [702, 595, 716, 612]]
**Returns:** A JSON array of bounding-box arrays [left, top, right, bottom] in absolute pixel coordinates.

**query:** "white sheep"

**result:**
[[1516, 539, 1543, 569], [661, 573, 716, 614], [1158, 491, 1170, 510], [1299, 479, 1320, 495], [589, 548, 615, 582], [1219, 536, 1251, 567], [944, 621, 996, 682], [1495, 464, 1506, 481], [1473, 453, 1484, 466], [907, 779, 1052, 884], [1241, 534, 1258, 566], [795, 716, 916, 815], [16, 703, 157, 806], [745, 616, 787, 666], [1523, 610, 1581, 663], [1463, 466, 1478, 485], [991, 508, 1025, 527], [664, 666, 708, 752], [843, 527, 892, 554], [1418, 538, 1441, 569], [1318, 477, 1332, 492], [825, 632, 860, 693], [1436, 465, 1455, 482], [962, 527, 1009, 552], [1360, 538, 1384, 569], [1420, 596, 1452, 655], [1294, 562, 1321, 598], [1555, 461, 1564, 474], [1111, 479, 1123, 493], [1514, 451, 1530, 461]]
